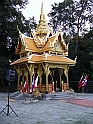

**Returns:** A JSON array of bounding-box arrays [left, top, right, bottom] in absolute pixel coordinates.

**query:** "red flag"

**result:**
[[78, 75, 84, 88], [23, 76, 28, 93], [82, 74, 89, 87], [78, 74, 89, 88]]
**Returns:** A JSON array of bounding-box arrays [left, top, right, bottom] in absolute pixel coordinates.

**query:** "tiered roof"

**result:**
[[11, 2, 76, 66]]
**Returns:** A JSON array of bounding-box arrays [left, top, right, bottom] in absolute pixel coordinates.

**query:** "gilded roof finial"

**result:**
[[36, 1, 48, 35], [40, 1, 45, 21]]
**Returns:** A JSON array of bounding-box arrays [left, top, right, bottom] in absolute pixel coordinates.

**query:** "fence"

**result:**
[[69, 81, 93, 93]]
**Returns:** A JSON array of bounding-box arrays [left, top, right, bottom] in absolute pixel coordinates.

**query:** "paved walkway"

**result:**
[[64, 97, 93, 108], [0, 92, 93, 124]]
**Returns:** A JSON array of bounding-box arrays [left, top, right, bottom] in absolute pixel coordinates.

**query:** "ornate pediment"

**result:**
[[51, 41, 64, 54], [34, 34, 47, 48]]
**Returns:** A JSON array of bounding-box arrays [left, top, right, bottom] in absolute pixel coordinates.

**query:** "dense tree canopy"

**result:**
[[48, 0, 92, 36], [0, 0, 37, 89], [68, 29, 93, 80], [0, 0, 27, 55], [48, 0, 93, 53]]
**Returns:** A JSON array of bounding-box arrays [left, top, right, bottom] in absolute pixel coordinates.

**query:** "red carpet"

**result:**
[[64, 98, 93, 108]]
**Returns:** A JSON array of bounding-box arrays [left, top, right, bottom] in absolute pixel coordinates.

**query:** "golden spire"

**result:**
[[40, 1, 45, 22], [36, 1, 48, 35]]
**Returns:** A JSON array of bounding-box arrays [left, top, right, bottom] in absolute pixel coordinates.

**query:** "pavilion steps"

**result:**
[[9, 91, 33, 100], [9, 91, 74, 100], [10, 91, 21, 98], [49, 92, 74, 100]]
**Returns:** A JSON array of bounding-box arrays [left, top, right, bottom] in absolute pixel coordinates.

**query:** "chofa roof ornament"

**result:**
[[36, 1, 49, 35]]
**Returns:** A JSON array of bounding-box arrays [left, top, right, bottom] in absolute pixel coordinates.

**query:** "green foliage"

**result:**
[[0, 0, 27, 53], [23, 17, 37, 37], [69, 30, 93, 80], [48, 0, 75, 33], [0, 0, 37, 88], [0, 0, 37, 54], [0, 56, 9, 79], [48, 0, 92, 36]]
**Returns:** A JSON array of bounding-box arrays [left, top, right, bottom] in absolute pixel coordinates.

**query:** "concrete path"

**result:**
[[0, 92, 93, 124]]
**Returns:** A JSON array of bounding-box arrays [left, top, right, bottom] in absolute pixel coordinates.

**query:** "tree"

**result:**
[[84, 30, 93, 79], [68, 29, 93, 81], [0, 0, 38, 91], [0, 0, 28, 55], [73, 0, 92, 53], [48, 0, 93, 53], [48, 0, 75, 33], [23, 17, 37, 36]]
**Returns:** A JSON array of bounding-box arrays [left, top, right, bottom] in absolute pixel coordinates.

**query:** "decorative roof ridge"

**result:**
[[17, 31, 28, 51], [27, 54, 33, 60], [48, 34, 56, 39], [10, 57, 27, 65], [43, 52, 49, 60], [28, 54, 44, 57], [33, 54, 42, 56], [17, 25, 26, 40], [17, 25, 33, 40], [62, 56, 77, 62], [20, 34, 27, 48], [49, 54, 63, 57]]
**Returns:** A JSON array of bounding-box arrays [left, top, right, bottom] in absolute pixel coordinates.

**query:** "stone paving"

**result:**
[[0, 92, 93, 124], [64, 97, 93, 108]]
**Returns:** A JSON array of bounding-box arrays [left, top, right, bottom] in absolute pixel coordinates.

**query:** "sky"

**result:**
[[22, 0, 64, 23]]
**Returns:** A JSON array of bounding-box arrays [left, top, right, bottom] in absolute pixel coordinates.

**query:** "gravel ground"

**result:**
[[0, 92, 93, 124]]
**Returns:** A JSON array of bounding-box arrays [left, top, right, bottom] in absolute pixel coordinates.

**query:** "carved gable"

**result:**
[[50, 33, 68, 55], [51, 41, 64, 54]]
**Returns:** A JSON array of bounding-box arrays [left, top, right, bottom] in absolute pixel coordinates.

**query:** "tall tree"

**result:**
[[0, 0, 37, 58], [48, 0, 93, 54], [68, 29, 93, 81], [0, 0, 28, 56], [73, 0, 92, 53], [0, 0, 36, 91], [48, 0, 75, 34]]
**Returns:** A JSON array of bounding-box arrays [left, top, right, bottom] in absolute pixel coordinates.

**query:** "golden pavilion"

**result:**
[[11, 2, 76, 94]]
